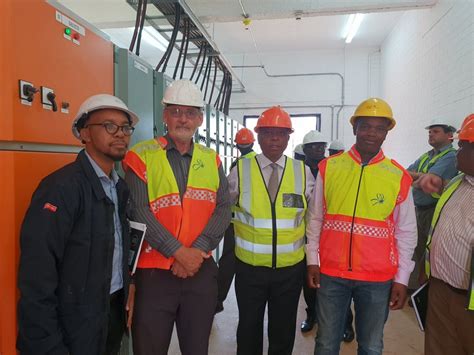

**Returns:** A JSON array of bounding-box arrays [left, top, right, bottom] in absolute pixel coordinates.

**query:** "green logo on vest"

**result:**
[[371, 193, 385, 206], [192, 159, 205, 170]]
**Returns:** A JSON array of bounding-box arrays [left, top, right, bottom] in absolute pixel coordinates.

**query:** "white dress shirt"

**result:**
[[227, 153, 315, 205]]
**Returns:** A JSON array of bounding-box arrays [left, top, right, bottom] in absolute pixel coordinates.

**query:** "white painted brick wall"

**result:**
[[228, 47, 381, 150], [381, 0, 474, 166]]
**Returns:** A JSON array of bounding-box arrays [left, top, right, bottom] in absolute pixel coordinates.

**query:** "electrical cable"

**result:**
[[179, 20, 190, 79], [201, 55, 211, 92], [135, 0, 148, 56], [219, 71, 229, 111], [156, 3, 181, 72], [129, 0, 143, 52], [214, 60, 225, 109], [194, 45, 208, 84], [172, 16, 186, 79], [224, 73, 232, 115], [208, 58, 218, 103], [190, 44, 204, 80]]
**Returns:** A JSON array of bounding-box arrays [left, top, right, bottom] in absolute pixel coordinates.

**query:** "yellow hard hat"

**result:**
[[350, 98, 396, 130]]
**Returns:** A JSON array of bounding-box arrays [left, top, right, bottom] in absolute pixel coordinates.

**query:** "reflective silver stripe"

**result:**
[[233, 211, 304, 229], [240, 158, 251, 211], [292, 159, 303, 195], [235, 235, 305, 254]]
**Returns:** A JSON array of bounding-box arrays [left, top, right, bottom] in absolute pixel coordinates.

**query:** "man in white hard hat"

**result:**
[[17, 94, 139, 355], [406, 119, 458, 292], [328, 140, 345, 156], [299, 130, 328, 333], [293, 143, 305, 161], [123, 79, 231, 355]]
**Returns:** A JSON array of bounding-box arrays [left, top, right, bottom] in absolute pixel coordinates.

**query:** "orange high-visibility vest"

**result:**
[[318, 146, 412, 282], [123, 137, 220, 270]]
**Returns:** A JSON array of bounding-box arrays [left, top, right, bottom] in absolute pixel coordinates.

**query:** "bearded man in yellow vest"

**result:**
[[228, 106, 315, 355], [406, 119, 457, 291], [122, 80, 231, 355], [306, 98, 417, 355]]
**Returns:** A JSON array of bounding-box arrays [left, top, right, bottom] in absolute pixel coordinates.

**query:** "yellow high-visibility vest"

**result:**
[[318, 147, 412, 282], [233, 156, 307, 268], [424, 174, 464, 277]]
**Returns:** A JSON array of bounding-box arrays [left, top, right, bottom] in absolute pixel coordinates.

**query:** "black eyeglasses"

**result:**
[[85, 122, 135, 136]]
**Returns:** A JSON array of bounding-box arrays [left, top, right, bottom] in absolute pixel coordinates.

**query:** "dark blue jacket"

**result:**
[[17, 150, 130, 355]]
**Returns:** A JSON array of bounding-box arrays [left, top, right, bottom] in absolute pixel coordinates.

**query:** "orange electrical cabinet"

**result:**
[[0, 1, 114, 354]]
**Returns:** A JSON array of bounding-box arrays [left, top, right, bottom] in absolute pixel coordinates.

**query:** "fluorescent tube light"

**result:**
[[344, 13, 365, 44], [142, 26, 168, 51]]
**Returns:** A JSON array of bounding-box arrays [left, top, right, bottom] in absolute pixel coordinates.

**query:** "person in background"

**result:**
[[17, 94, 139, 355], [417, 113, 474, 355], [294, 143, 306, 161], [123, 79, 231, 355], [229, 127, 257, 170], [228, 106, 315, 354], [300, 130, 328, 333], [306, 98, 417, 355], [328, 140, 345, 156], [406, 119, 458, 292], [216, 127, 257, 313]]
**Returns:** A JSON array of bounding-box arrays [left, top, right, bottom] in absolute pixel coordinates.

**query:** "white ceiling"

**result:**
[[56, 0, 435, 87], [187, 0, 436, 22], [57, 0, 433, 54]]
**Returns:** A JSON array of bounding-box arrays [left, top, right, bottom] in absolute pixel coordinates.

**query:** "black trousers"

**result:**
[[217, 224, 236, 303], [132, 258, 218, 355], [235, 259, 305, 355], [105, 288, 126, 355], [302, 256, 317, 320]]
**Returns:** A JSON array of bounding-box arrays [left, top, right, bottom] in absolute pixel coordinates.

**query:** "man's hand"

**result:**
[[389, 282, 407, 310], [415, 173, 443, 194], [126, 284, 136, 330], [173, 246, 209, 275], [408, 170, 422, 182], [171, 260, 191, 278], [307, 265, 321, 289]]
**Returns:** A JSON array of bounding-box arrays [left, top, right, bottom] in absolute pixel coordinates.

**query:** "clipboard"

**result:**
[[128, 221, 147, 275], [411, 281, 429, 331]]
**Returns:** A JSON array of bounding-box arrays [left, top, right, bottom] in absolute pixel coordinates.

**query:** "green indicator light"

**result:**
[[64, 28, 72, 35]]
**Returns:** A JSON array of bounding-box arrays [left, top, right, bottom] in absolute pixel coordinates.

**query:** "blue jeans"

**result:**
[[314, 274, 392, 355]]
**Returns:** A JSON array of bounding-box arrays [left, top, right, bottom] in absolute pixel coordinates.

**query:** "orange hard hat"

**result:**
[[254, 106, 293, 133], [235, 128, 255, 145], [457, 113, 474, 143]]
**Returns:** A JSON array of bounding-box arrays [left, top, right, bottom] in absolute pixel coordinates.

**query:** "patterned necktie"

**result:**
[[268, 163, 279, 202]]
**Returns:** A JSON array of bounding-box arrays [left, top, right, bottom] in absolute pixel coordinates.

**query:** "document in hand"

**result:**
[[129, 221, 147, 275], [411, 281, 429, 331]]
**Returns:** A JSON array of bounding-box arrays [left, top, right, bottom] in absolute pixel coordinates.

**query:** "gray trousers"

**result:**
[[131, 258, 218, 355], [408, 205, 436, 290]]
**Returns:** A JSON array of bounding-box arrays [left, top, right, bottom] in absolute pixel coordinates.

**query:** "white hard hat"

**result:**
[[425, 118, 456, 132], [293, 144, 305, 156], [162, 79, 204, 108], [72, 94, 139, 140], [302, 130, 328, 145], [329, 140, 345, 151]]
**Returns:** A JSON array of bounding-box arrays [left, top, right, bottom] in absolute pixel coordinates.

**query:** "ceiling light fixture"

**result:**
[[142, 26, 168, 52], [343, 13, 365, 44]]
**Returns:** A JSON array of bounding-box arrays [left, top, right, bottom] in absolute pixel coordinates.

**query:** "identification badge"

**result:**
[[282, 193, 304, 208]]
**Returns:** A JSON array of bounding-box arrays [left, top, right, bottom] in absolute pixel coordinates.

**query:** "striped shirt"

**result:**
[[430, 175, 474, 290]]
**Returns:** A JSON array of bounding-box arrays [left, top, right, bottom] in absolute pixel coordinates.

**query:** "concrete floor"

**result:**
[[166, 282, 424, 354]]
